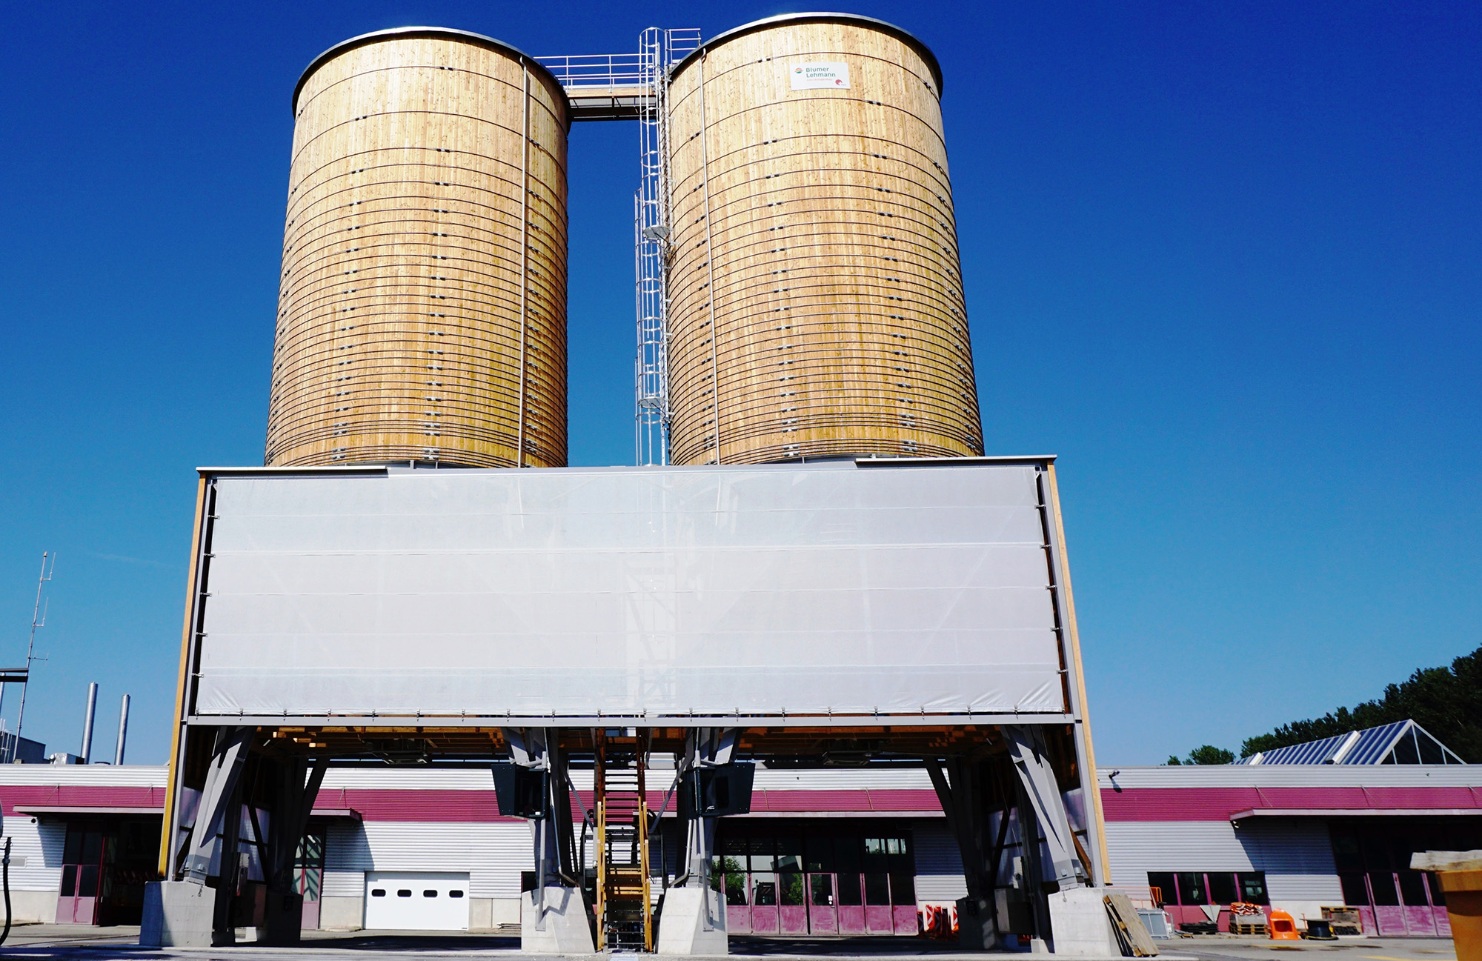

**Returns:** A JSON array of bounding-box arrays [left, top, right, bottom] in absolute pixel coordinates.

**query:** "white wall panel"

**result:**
[[1106, 820, 1342, 904], [913, 820, 967, 902], [324, 821, 531, 899], [192, 461, 1070, 720]]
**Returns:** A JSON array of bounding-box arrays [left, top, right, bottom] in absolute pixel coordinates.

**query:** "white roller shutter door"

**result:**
[[364, 871, 471, 930]]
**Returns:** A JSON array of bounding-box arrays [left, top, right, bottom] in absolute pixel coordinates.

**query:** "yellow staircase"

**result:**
[[595, 731, 652, 951]]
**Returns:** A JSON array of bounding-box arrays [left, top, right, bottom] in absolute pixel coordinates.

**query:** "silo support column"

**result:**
[[142, 726, 252, 948], [260, 756, 328, 945], [925, 757, 1002, 950], [656, 729, 734, 955], [1004, 726, 1121, 956], [505, 728, 595, 954]]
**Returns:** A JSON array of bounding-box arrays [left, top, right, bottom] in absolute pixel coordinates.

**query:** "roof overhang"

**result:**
[[1230, 808, 1482, 820], [16, 805, 163, 818], [309, 808, 363, 822]]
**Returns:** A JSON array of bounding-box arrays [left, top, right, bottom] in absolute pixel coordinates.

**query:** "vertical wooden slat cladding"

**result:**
[[665, 17, 983, 466], [266, 30, 569, 469]]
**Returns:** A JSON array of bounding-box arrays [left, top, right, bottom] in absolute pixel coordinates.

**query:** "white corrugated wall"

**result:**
[[1104, 819, 1341, 903], [323, 821, 532, 899], [0, 818, 66, 893], [912, 820, 967, 902]]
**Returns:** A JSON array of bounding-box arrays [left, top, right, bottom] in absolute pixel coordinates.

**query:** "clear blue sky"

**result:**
[[1, 1, 1477, 766]]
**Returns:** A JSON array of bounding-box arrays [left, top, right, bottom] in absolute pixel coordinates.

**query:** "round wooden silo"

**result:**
[[665, 14, 983, 465], [266, 28, 569, 469]]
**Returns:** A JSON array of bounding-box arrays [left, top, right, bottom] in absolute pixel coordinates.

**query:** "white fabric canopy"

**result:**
[[192, 460, 1070, 720]]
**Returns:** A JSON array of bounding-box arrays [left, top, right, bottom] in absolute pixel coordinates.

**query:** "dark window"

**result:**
[[1208, 872, 1238, 905], [1330, 833, 1363, 872], [864, 873, 891, 905], [423, 890, 439, 898], [449, 890, 464, 899], [63, 831, 83, 865], [890, 872, 916, 904], [724, 874, 747, 906], [1176, 872, 1207, 905], [1237, 872, 1269, 905], [371, 889, 386, 897], [1418, 735, 1446, 765], [397, 889, 412, 898], [1391, 733, 1420, 765], [836, 838, 862, 873], [78, 865, 99, 898], [1398, 871, 1428, 906], [1369, 872, 1398, 906], [81, 832, 103, 864], [752, 877, 777, 906], [837, 872, 863, 905], [1338, 872, 1369, 906], [60, 864, 77, 898], [780, 872, 804, 906], [774, 834, 803, 874], [809, 874, 833, 906], [805, 836, 834, 873], [1147, 872, 1176, 907]]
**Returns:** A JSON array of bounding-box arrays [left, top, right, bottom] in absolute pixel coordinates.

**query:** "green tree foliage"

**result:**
[[1164, 745, 1236, 765], [1238, 644, 1482, 762], [1186, 745, 1236, 765]]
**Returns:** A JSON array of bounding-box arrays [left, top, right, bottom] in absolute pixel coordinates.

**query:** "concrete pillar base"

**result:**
[[954, 895, 999, 950], [1046, 886, 1122, 957], [140, 880, 219, 948], [520, 886, 595, 953], [656, 885, 728, 955]]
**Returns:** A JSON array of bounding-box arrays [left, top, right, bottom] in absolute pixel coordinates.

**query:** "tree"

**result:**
[[1185, 745, 1236, 765], [1238, 644, 1482, 762], [1164, 745, 1235, 765]]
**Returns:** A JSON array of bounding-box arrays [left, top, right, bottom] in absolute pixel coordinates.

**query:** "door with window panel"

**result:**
[[714, 822, 918, 936], [55, 825, 107, 925], [1330, 818, 1468, 937]]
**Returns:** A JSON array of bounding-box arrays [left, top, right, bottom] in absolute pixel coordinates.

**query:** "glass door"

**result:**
[[55, 825, 105, 924]]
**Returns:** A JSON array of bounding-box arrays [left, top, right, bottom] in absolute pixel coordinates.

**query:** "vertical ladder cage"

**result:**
[[635, 28, 700, 467]]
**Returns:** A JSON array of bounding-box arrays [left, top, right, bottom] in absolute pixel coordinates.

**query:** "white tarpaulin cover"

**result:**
[[192, 460, 1069, 720]]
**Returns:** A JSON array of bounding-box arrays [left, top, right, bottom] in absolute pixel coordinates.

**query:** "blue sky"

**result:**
[[0, 1, 1477, 766]]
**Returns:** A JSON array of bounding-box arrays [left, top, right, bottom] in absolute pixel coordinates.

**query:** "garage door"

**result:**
[[364, 872, 471, 931]]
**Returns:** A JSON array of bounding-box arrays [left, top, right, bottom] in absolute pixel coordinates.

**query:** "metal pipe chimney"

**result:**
[[114, 694, 130, 765], [80, 681, 98, 763]]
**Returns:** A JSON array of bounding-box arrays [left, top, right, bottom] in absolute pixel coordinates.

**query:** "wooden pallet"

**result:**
[[1105, 892, 1160, 957]]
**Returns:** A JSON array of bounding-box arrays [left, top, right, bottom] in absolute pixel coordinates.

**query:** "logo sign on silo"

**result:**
[[791, 62, 850, 89]]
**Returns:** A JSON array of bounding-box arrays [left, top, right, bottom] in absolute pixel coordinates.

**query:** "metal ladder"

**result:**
[[595, 731, 652, 951]]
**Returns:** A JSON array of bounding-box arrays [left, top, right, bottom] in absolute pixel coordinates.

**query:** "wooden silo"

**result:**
[[665, 14, 983, 465], [266, 28, 569, 469]]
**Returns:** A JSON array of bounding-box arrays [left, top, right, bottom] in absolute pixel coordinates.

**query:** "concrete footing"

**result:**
[[140, 880, 217, 948], [520, 885, 595, 953], [1046, 886, 1122, 957], [656, 885, 728, 955]]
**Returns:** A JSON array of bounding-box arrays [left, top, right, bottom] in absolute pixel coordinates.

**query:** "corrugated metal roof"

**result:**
[[1101, 762, 1482, 790], [1236, 719, 1464, 766]]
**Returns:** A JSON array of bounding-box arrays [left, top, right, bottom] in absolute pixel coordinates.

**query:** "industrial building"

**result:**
[[2, 8, 1450, 956], [2, 724, 1476, 940]]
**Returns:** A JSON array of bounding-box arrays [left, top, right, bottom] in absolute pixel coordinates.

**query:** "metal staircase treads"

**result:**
[[595, 731, 653, 951]]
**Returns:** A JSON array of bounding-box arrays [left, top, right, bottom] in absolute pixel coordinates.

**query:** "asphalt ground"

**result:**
[[0, 925, 1455, 961]]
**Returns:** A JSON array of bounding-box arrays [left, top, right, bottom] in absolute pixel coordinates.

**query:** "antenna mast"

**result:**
[[10, 551, 55, 749]]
